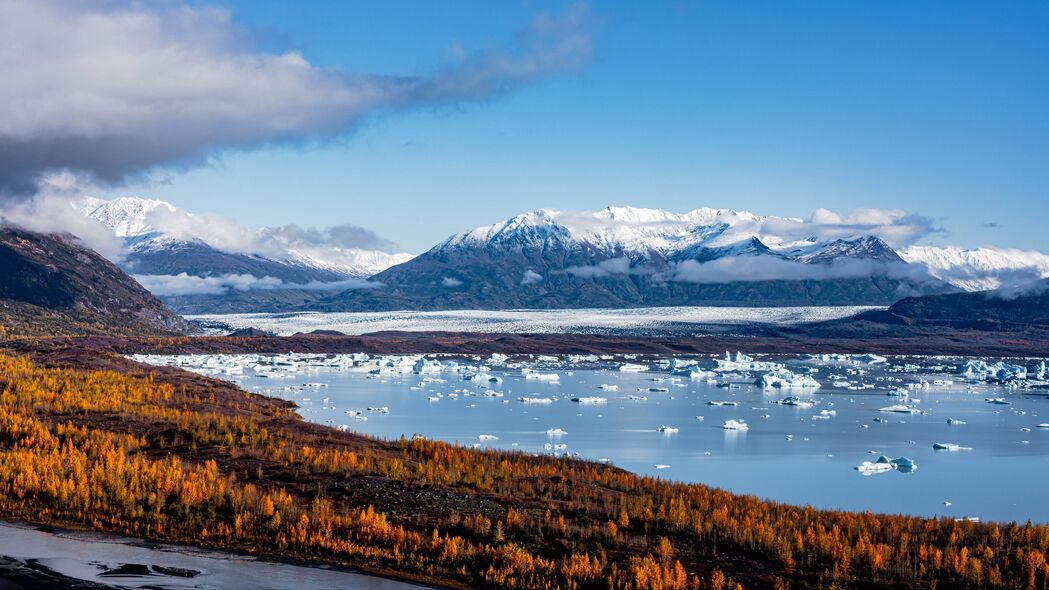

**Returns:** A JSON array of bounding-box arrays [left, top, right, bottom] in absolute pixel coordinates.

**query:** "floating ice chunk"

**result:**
[[855, 460, 893, 474], [597, 384, 619, 391], [722, 419, 749, 431], [886, 387, 909, 398], [777, 396, 815, 408], [518, 396, 554, 404], [524, 371, 560, 382], [985, 397, 1011, 405], [880, 404, 922, 414], [627, 394, 648, 401], [478, 434, 499, 441], [618, 363, 648, 373], [654, 464, 671, 469], [1038, 424, 1049, 429], [708, 400, 739, 406], [933, 442, 973, 451], [961, 360, 1028, 382], [757, 369, 820, 389], [657, 425, 679, 433], [545, 428, 568, 437], [367, 406, 389, 414], [716, 351, 782, 372], [947, 418, 967, 425], [571, 396, 607, 404]]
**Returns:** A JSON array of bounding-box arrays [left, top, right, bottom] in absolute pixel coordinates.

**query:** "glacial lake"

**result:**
[[136, 353, 1049, 525]]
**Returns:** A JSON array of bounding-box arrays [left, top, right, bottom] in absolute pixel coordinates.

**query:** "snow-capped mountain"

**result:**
[[74, 196, 413, 313], [901, 246, 1049, 292], [78, 196, 412, 280], [309, 206, 950, 312]]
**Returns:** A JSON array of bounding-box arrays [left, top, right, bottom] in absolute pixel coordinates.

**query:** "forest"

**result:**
[[0, 350, 1047, 589]]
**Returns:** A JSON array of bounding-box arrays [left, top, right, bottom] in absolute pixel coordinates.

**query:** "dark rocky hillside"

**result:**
[[856, 280, 1049, 330], [0, 226, 189, 336]]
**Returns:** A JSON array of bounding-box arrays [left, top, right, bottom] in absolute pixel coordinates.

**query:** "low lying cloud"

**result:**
[[669, 256, 930, 284], [992, 279, 1049, 300], [565, 257, 633, 278], [520, 269, 543, 285], [262, 224, 395, 252], [0, 173, 125, 259], [134, 273, 380, 296], [0, 0, 593, 197]]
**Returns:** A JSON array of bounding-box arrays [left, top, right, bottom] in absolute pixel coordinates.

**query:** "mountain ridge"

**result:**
[[0, 225, 189, 336]]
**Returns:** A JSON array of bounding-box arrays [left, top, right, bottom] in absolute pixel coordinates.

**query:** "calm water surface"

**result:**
[[158, 354, 1049, 524]]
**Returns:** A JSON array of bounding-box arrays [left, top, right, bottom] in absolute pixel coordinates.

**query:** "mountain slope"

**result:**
[[856, 279, 1049, 330], [0, 226, 189, 336], [313, 207, 951, 311]]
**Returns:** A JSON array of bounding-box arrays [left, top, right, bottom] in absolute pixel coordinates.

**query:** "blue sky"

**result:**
[[104, 1, 1048, 253]]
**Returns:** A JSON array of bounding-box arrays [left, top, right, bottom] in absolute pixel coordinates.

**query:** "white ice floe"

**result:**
[[756, 368, 821, 389], [657, 425, 679, 433], [933, 442, 973, 451], [524, 371, 560, 382], [855, 455, 917, 475], [722, 419, 749, 431], [879, 404, 922, 414], [571, 396, 607, 404], [715, 351, 782, 372], [960, 360, 1028, 382]]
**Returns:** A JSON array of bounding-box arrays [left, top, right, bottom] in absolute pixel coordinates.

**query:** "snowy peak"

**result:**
[[901, 246, 1049, 291], [79, 196, 175, 238], [74, 196, 414, 282], [433, 206, 907, 266]]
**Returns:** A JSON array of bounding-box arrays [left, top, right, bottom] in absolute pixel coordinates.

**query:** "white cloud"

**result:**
[[0, 173, 125, 259], [0, 0, 592, 196], [669, 257, 930, 284], [521, 269, 543, 285], [565, 257, 633, 278], [133, 273, 380, 296]]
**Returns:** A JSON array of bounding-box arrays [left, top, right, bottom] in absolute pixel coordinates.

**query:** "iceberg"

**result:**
[[855, 460, 893, 474], [618, 363, 648, 373], [961, 360, 1028, 382], [524, 371, 560, 382], [571, 396, 608, 404], [879, 404, 922, 414], [933, 442, 973, 451], [722, 419, 749, 431], [756, 368, 821, 389], [855, 455, 916, 474], [715, 351, 782, 372], [778, 396, 815, 408]]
